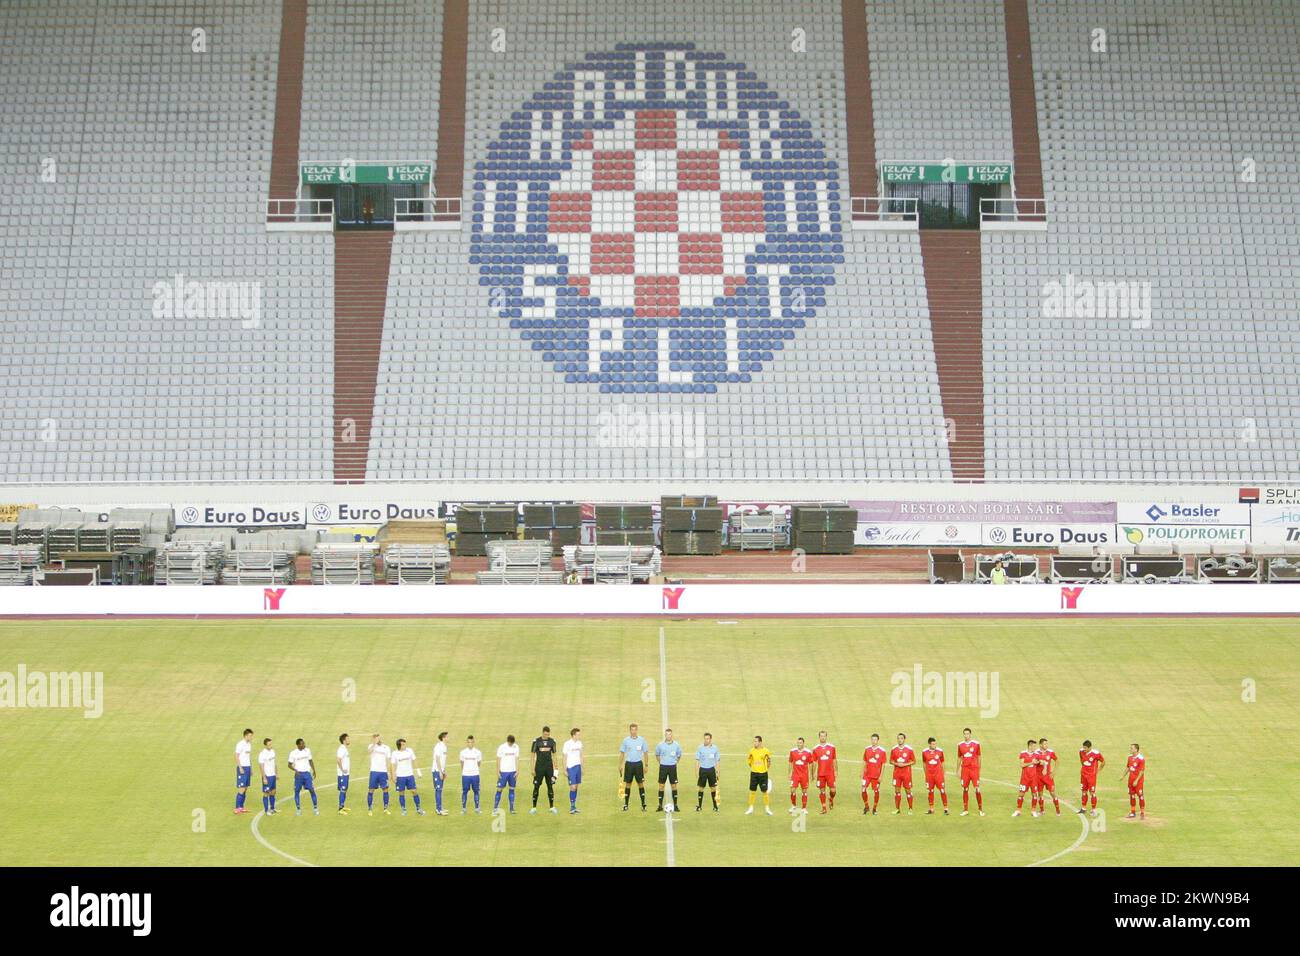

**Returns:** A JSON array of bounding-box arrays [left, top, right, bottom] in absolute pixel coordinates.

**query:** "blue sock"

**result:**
[[339, 790, 346, 809], [399, 793, 407, 810], [494, 789, 502, 810], [508, 789, 515, 811], [262, 795, 269, 813], [294, 792, 301, 810], [570, 789, 577, 808], [413, 794, 421, 809], [367, 791, 374, 810], [310, 790, 317, 808], [269, 794, 276, 812], [383, 791, 389, 808], [236, 791, 244, 809]]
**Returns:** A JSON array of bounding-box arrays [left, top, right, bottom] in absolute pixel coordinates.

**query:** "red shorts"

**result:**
[[817, 774, 835, 788], [893, 768, 913, 787], [790, 773, 809, 788], [1128, 775, 1144, 793], [925, 773, 945, 789], [1019, 774, 1039, 791], [1040, 775, 1055, 791], [1080, 774, 1097, 789], [862, 775, 881, 789], [960, 767, 980, 786]]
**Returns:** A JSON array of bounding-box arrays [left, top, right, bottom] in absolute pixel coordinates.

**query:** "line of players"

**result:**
[[232, 725, 1148, 821], [232, 727, 587, 817]]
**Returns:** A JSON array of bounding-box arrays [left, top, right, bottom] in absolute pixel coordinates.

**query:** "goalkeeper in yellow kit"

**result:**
[[745, 736, 774, 816]]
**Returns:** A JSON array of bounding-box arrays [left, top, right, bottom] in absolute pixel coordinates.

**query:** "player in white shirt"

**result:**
[[391, 738, 426, 817], [287, 738, 319, 816], [335, 733, 352, 816], [459, 735, 484, 814], [431, 731, 450, 816], [366, 733, 392, 816], [563, 727, 585, 814], [257, 737, 278, 815], [234, 728, 254, 815], [493, 735, 522, 814]]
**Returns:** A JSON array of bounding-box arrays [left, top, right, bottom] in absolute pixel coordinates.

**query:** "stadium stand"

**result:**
[[1, 0, 1296, 487]]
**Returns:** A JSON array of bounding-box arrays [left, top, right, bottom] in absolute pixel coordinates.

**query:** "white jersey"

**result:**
[[368, 743, 392, 773], [336, 745, 350, 775], [563, 738, 583, 768], [497, 742, 521, 773], [288, 748, 313, 773], [257, 748, 276, 778], [432, 740, 448, 774], [235, 739, 252, 768], [393, 747, 417, 778], [460, 747, 483, 776]]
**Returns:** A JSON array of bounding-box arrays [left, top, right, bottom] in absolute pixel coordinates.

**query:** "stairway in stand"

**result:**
[[333, 231, 394, 482], [919, 230, 985, 480]]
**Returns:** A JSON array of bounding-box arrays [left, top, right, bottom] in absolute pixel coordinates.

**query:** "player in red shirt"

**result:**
[[1013, 739, 1040, 817], [921, 737, 948, 815], [788, 737, 813, 812], [890, 733, 915, 814], [812, 730, 838, 813], [1037, 737, 1061, 815], [1125, 743, 1146, 820], [956, 727, 984, 816], [1078, 739, 1105, 816], [861, 733, 887, 815]]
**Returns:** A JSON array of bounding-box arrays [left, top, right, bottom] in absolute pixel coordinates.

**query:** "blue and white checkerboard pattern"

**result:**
[[470, 43, 842, 393]]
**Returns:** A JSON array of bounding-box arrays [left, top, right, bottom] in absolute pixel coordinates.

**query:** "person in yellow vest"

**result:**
[[745, 736, 774, 816], [990, 560, 1008, 585]]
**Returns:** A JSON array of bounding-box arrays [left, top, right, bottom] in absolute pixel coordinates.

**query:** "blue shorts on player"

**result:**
[[262, 776, 277, 793], [462, 775, 480, 795], [337, 774, 349, 793], [368, 771, 389, 789], [237, 767, 251, 788], [497, 771, 517, 789], [567, 766, 582, 786], [396, 775, 417, 792]]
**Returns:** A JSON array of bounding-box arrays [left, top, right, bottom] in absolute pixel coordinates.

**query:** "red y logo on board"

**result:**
[[1060, 587, 1084, 610], [662, 587, 685, 610], [263, 588, 286, 611]]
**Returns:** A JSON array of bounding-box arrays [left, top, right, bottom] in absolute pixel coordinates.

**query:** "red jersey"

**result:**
[[789, 747, 814, 779], [1079, 748, 1104, 778], [862, 745, 887, 780], [812, 743, 837, 778], [957, 740, 981, 768], [890, 745, 915, 767], [1126, 753, 1146, 783], [1038, 748, 1058, 780], [1018, 749, 1040, 785], [921, 747, 945, 777]]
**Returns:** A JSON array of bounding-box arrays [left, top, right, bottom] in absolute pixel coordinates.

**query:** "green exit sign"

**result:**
[[301, 162, 432, 185], [881, 162, 1013, 185]]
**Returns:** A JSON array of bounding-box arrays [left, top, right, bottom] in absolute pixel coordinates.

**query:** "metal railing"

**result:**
[[980, 197, 1047, 225], [394, 196, 462, 225], [265, 198, 334, 226], [851, 195, 918, 223]]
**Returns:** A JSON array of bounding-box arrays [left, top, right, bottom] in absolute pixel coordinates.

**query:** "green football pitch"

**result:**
[[1, 616, 1297, 867]]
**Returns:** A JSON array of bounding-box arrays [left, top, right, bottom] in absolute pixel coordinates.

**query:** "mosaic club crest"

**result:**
[[471, 43, 842, 392]]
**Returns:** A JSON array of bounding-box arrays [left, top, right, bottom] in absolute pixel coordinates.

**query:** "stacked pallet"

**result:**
[[0, 545, 41, 585], [563, 544, 661, 584], [17, 523, 52, 563], [0, 522, 16, 546], [453, 505, 517, 556], [311, 544, 378, 585], [77, 522, 112, 552], [383, 544, 452, 584], [790, 504, 857, 554], [224, 551, 297, 586], [660, 505, 724, 555], [109, 522, 145, 550], [158, 541, 226, 585], [377, 520, 448, 546], [522, 504, 581, 555], [594, 503, 654, 547], [48, 521, 86, 558], [477, 539, 562, 584], [660, 494, 718, 509], [728, 511, 779, 551]]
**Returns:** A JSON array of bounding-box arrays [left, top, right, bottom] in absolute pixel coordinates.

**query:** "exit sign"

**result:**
[[881, 162, 1013, 185]]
